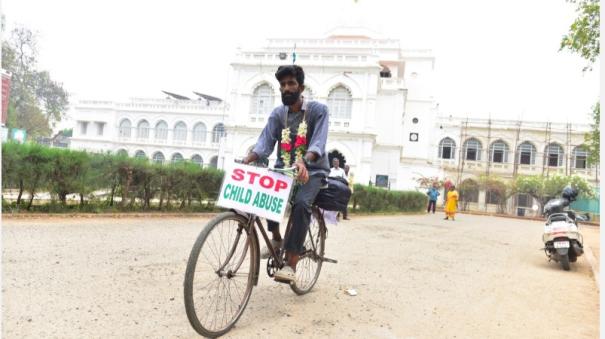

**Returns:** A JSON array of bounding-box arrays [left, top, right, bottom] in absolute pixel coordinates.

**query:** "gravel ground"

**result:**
[[2, 213, 599, 338]]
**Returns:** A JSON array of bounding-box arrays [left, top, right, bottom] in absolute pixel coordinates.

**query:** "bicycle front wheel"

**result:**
[[184, 212, 258, 338], [290, 207, 326, 295]]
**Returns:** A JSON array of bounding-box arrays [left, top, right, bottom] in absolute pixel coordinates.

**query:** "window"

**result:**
[[209, 155, 218, 168], [96, 122, 105, 136], [516, 193, 532, 208], [486, 189, 502, 205], [573, 146, 588, 169], [327, 86, 352, 120], [212, 123, 225, 143], [79, 121, 89, 135], [118, 119, 131, 138], [173, 122, 187, 142], [171, 153, 184, 163], [191, 154, 203, 166], [155, 121, 168, 140], [545, 143, 564, 167], [438, 137, 456, 159], [116, 149, 128, 157], [463, 138, 482, 161], [152, 152, 165, 164], [517, 142, 536, 165], [250, 84, 274, 115], [137, 120, 149, 139], [134, 150, 147, 159], [192, 123, 207, 144], [490, 140, 509, 163]]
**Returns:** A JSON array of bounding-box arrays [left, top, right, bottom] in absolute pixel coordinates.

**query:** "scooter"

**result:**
[[542, 190, 589, 271]]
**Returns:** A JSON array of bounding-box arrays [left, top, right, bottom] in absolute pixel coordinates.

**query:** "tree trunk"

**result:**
[[159, 191, 164, 210], [16, 179, 24, 205], [27, 190, 35, 210], [80, 193, 84, 206], [59, 191, 67, 205], [120, 168, 133, 208], [109, 184, 116, 206]]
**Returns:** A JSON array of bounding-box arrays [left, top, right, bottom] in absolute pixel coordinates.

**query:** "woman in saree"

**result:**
[[444, 185, 459, 220]]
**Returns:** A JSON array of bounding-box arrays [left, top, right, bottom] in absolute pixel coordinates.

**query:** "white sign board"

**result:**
[[217, 162, 294, 222]]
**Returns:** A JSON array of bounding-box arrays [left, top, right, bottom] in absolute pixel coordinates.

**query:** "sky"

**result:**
[[2, 0, 600, 125]]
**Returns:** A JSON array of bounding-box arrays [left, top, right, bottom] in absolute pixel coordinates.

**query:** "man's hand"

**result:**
[[295, 159, 309, 183]]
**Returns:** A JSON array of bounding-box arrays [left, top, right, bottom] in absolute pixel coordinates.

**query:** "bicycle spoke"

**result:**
[[185, 213, 256, 335]]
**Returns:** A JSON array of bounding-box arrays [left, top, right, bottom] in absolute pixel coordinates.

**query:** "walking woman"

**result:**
[[444, 185, 459, 220]]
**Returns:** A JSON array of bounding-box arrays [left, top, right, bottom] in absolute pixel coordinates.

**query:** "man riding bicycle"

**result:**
[[242, 65, 329, 282]]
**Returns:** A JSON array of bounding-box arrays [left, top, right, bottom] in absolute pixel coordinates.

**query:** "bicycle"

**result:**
[[183, 165, 337, 338]]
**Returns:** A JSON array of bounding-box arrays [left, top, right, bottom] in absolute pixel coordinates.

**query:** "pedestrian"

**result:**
[[444, 185, 459, 220], [426, 182, 439, 214], [329, 158, 346, 179]]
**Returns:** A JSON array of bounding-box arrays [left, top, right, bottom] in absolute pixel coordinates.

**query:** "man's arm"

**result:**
[[305, 103, 329, 162], [243, 109, 280, 164]]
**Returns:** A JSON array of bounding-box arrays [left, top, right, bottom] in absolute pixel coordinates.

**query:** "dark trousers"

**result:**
[[427, 200, 436, 213], [266, 174, 324, 254]]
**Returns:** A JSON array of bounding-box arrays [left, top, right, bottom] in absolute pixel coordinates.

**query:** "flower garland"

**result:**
[[280, 116, 307, 166]]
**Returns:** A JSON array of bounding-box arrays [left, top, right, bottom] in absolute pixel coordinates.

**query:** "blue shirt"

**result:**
[[252, 99, 330, 174], [427, 187, 440, 201]]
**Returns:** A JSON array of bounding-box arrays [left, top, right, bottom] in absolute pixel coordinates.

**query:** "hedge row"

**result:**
[[2, 142, 224, 211], [2, 143, 428, 214], [351, 184, 427, 213]]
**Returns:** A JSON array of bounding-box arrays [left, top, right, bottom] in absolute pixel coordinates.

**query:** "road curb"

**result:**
[[583, 245, 599, 289], [2, 212, 219, 219]]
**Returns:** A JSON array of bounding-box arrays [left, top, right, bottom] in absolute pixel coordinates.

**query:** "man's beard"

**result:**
[[281, 90, 301, 106]]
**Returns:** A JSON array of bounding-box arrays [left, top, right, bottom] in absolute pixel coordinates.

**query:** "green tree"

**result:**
[[479, 175, 512, 214], [560, 0, 600, 163], [1, 26, 69, 138], [20, 143, 53, 210], [514, 175, 594, 211], [560, 0, 600, 71]]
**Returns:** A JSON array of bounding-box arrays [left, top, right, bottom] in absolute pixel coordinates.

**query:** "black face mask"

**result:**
[[281, 90, 301, 106]]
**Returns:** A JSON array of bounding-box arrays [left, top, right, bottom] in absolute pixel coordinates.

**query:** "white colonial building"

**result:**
[[70, 95, 227, 168], [71, 27, 439, 188], [221, 26, 438, 190], [69, 26, 598, 215]]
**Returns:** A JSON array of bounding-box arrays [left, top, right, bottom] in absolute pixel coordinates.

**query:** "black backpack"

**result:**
[[314, 176, 352, 212]]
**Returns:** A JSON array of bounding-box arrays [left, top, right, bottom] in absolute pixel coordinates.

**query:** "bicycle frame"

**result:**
[[218, 164, 335, 285]]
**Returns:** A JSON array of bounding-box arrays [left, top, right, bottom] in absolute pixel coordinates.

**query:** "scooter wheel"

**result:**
[[560, 254, 571, 271]]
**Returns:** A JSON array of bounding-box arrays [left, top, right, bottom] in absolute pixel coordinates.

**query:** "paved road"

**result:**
[[2, 214, 599, 338]]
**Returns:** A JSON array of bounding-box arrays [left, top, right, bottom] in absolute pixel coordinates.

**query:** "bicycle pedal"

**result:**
[[273, 276, 294, 285], [322, 257, 338, 264]]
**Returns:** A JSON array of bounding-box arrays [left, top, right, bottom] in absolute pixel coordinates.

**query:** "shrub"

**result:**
[[352, 185, 426, 213]]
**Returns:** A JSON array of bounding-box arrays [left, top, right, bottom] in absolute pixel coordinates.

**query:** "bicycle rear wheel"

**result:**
[[290, 207, 326, 295], [184, 212, 258, 338]]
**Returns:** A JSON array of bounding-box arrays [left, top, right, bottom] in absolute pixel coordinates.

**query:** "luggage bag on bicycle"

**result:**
[[315, 177, 351, 212]]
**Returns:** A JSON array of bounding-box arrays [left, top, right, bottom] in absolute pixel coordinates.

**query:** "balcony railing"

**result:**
[[114, 135, 219, 149], [379, 78, 406, 91]]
